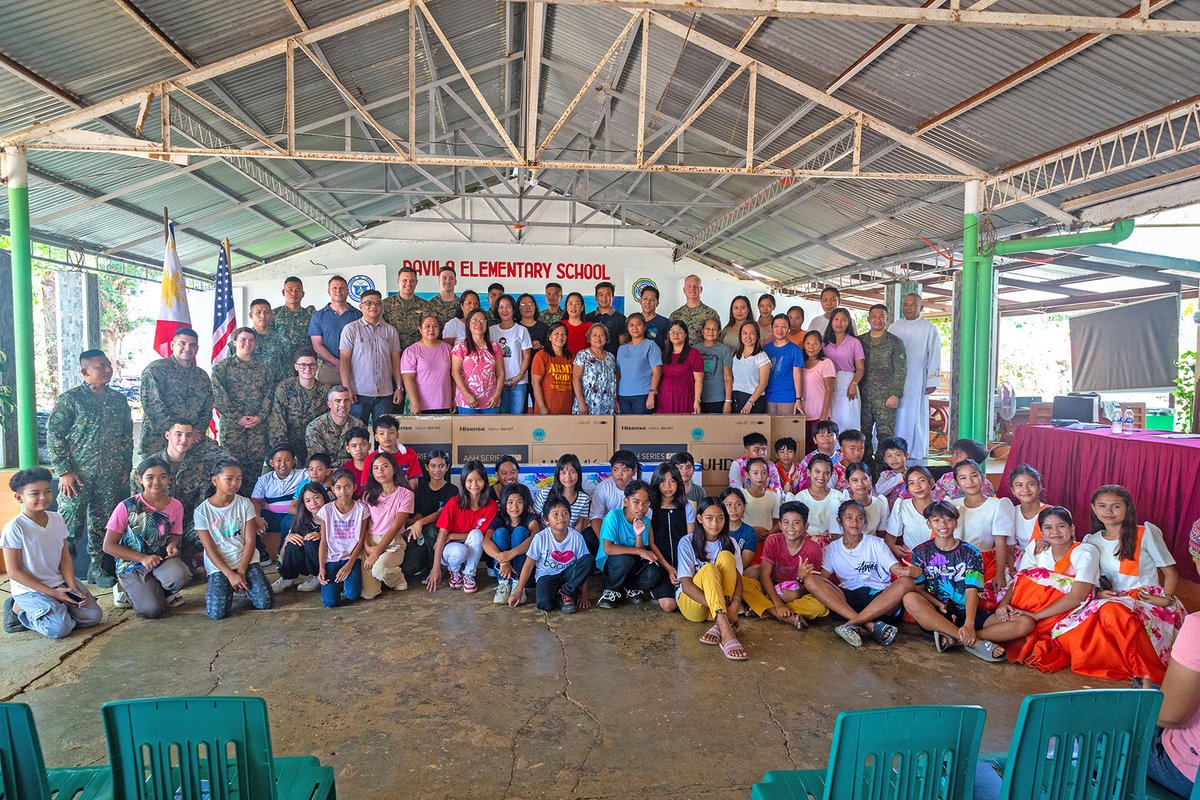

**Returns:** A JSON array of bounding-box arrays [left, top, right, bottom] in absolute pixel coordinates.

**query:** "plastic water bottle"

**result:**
[[1123, 406, 1134, 433], [1111, 410, 1122, 435]]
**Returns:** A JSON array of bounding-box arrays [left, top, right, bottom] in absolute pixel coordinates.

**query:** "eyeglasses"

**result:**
[[295, 362, 318, 369], [361, 300, 382, 307]]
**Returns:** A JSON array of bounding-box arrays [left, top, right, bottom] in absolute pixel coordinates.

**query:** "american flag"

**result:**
[[209, 244, 236, 436], [211, 244, 236, 367]]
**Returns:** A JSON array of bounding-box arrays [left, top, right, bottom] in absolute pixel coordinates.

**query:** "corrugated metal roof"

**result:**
[[1, 0, 1198, 290]]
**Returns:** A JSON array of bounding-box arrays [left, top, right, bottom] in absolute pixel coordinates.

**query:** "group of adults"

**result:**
[[45, 269, 941, 589]]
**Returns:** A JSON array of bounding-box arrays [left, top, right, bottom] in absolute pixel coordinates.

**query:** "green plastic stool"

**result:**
[[750, 704, 986, 799], [0, 702, 110, 800], [101, 697, 335, 800], [981, 689, 1162, 800]]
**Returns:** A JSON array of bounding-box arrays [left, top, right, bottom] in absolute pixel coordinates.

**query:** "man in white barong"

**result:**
[[888, 292, 942, 462]]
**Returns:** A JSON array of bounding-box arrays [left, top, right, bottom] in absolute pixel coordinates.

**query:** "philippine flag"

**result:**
[[152, 221, 192, 357]]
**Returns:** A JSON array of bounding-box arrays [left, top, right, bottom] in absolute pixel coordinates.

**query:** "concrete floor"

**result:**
[[2, 572, 1108, 800]]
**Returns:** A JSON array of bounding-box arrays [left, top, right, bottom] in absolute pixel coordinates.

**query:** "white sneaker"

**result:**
[[296, 575, 321, 592], [271, 576, 296, 593], [166, 592, 185, 608], [493, 578, 512, 605], [257, 552, 274, 568], [112, 585, 131, 609]]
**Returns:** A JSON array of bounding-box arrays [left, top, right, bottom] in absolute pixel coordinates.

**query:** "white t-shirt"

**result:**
[[952, 496, 1016, 552], [887, 498, 932, 550], [316, 501, 368, 562], [742, 488, 781, 531], [676, 537, 744, 599], [789, 488, 846, 534], [194, 495, 257, 575], [731, 351, 772, 394], [1082, 523, 1175, 592], [830, 494, 888, 536], [442, 317, 466, 343], [1017, 541, 1101, 585], [1011, 504, 1046, 552], [822, 533, 898, 592], [251, 469, 306, 514], [0, 512, 69, 595], [526, 528, 590, 580], [489, 324, 533, 385]]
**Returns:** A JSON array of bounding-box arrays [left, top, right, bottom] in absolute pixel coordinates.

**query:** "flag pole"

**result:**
[[223, 238, 231, 272], [163, 207, 169, 243]]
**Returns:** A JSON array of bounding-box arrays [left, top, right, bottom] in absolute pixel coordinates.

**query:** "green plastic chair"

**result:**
[[100, 697, 335, 800], [0, 702, 110, 800], [750, 705, 986, 800], [981, 689, 1162, 800]]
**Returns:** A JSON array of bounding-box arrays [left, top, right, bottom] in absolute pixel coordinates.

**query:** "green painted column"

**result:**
[[4, 147, 37, 467], [957, 180, 981, 441], [973, 252, 995, 442]]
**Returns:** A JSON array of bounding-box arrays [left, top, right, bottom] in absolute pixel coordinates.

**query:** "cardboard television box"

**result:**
[[389, 415, 453, 462], [769, 416, 806, 450], [614, 415, 771, 495], [452, 416, 614, 466]]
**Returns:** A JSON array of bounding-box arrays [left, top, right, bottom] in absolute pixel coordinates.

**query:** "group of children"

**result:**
[[1, 418, 1188, 682]]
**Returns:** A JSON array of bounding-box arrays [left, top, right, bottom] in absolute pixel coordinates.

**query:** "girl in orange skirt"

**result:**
[[1007, 464, 1049, 565], [951, 460, 1015, 609], [982, 505, 1099, 673]]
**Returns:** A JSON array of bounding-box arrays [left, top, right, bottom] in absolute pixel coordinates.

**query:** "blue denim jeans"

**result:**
[[457, 406, 499, 415], [321, 559, 363, 608], [491, 525, 531, 577], [350, 394, 394, 428], [206, 564, 273, 620], [1148, 728, 1194, 797], [617, 395, 650, 414], [500, 383, 529, 414], [535, 555, 595, 611]]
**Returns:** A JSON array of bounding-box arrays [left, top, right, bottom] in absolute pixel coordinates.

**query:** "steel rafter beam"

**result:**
[[540, 0, 1200, 36]]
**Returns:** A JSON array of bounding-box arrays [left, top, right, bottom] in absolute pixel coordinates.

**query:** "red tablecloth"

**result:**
[[1000, 425, 1200, 579]]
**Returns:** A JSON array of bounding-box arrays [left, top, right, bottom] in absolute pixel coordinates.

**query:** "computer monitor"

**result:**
[[1051, 395, 1098, 423]]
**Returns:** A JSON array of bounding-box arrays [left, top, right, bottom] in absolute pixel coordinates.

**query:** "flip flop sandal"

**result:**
[[933, 631, 958, 653], [834, 623, 862, 648], [782, 612, 808, 631], [720, 638, 748, 661], [700, 624, 722, 645], [964, 640, 1006, 662], [871, 622, 899, 646]]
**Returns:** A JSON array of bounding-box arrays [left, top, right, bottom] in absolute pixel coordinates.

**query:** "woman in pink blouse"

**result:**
[[450, 309, 505, 415], [821, 307, 865, 435]]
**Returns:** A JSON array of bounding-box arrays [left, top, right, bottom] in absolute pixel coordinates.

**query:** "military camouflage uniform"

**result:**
[[538, 307, 565, 326], [669, 302, 721, 344], [381, 294, 429, 351], [860, 330, 908, 466], [147, 437, 234, 563], [212, 356, 273, 494], [266, 377, 327, 462], [305, 412, 367, 462], [227, 326, 293, 391], [272, 304, 315, 359], [47, 385, 134, 576], [425, 295, 461, 328], [139, 357, 214, 456]]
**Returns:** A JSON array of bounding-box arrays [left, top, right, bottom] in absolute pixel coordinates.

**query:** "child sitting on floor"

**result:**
[[806, 499, 917, 648], [742, 500, 829, 629], [884, 466, 936, 560], [489, 454, 521, 504], [647, 462, 695, 612], [289, 452, 332, 515], [796, 421, 846, 491], [931, 438, 995, 501], [361, 452, 415, 600], [721, 487, 759, 579], [369, 415, 423, 489], [405, 450, 456, 583], [509, 495, 593, 613], [251, 443, 305, 564], [773, 437, 802, 495], [426, 460, 498, 594], [274, 483, 327, 594], [790, 454, 844, 541], [339, 426, 373, 497], [901, 500, 1011, 662], [728, 432, 782, 490], [677, 498, 747, 661], [103, 456, 190, 618], [834, 462, 888, 537], [670, 451, 707, 504], [485, 483, 541, 605], [2, 468, 104, 638], [316, 468, 368, 608], [951, 459, 1014, 608], [1008, 464, 1049, 562], [195, 461, 273, 621], [597, 480, 666, 609], [874, 436, 911, 507], [740, 459, 781, 539]]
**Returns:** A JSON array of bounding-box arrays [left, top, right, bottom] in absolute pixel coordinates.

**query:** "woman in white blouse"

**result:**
[[730, 321, 771, 415]]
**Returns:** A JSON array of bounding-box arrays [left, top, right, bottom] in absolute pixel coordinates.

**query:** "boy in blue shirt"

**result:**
[[597, 480, 666, 608]]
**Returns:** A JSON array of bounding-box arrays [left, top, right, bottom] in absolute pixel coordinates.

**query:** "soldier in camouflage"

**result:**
[[860, 303, 908, 468], [305, 385, 367, 462], [267, 347, 327, 462], [229, 298, 293, 390], [380, 265, 429, 351], [139, 327, 213, 457], [424, 265, 461, 328], [212, 328, 272, 495], [272, 275, 316, 358], [669, 274, 721, 345], [47, 349, 134, 588], [145, 421, 234, 567], [538, 282, 565, 325]]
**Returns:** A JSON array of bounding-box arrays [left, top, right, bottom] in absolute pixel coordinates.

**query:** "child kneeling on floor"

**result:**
[[103, 456, 191, 618], [195, 461, 273, 620], [677, 498, 748, 661], [901, 500, 1011, 662], [804, 499, 916, 648], [2, 468, 103, 638], [316, 468, 369, 608], [509, 495, 593, 613]]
